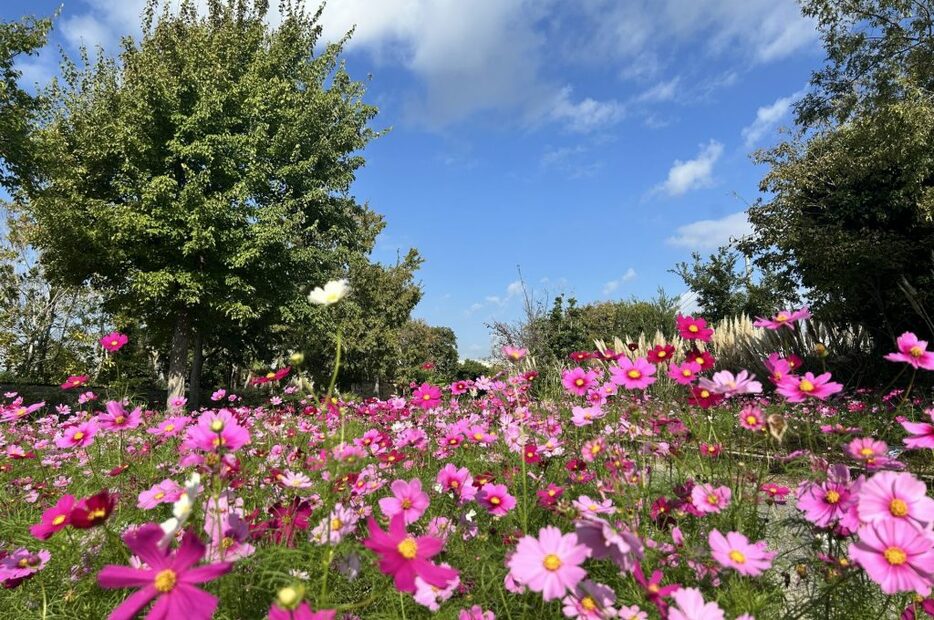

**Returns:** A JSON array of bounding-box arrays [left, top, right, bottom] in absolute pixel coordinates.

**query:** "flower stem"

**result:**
[[325, 328, 344, 445]]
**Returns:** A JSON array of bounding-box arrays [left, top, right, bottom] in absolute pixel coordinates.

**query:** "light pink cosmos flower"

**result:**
[[857, 471, 934, 529], [573, 516, 643, 573], [753, 307, 810, 330], [311, 503, 360, 545], [459, 605, 496, 620], [562, 368, 599, 396], [763, 354, 793, 384], [502, 345, 528, 362], [708, 530, 775, 576], [185, 410, 250, 452], [478, 483, 516, 517], [379, 478, 430, 525], [507, 526, 591, 601], [138, 479, 184, 510], [414, 563, 460, 611], [738, 404, 765, 431], [885, 332, 934, 370], [776, 372, 843, 402], [609, 357, 656, 391], [148, 416, 190, 438], [561, 579, 616, 619], [571, 406, 605, 427], [668, 361, 702, 385], [668, 587, 725, 620], [280, 471, 313, 489], [54, 421, 98, 449], [436, 464, 477, 503], [849, 519, 934, 596], [573, 495, 615, 516], [698, 370, 762, 398], [901, 409, 934, 450], [1, 400, 44, 422], [847, 437, 889, 465], [98, 401, 142, 432], [690, 483, 731, 515]]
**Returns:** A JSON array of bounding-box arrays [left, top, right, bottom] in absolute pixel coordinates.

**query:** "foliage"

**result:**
[[672, 247, 800, 323], [394, 318, 459, 386]]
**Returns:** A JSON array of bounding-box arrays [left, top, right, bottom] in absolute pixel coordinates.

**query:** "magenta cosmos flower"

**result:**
[[609, 357, 656, 391], [902, 409, 934, 450], [562, 368, 599, 396], [55, 420, 98, 449], [668, 587, 725, 620], [776, 372, 843, 402], [796, 464, 859, 529], [849, 519, 934, 596], [100, 331, 129, 352], [412, 383, 442, 409], [379, 478, 430, 525], [98, 401, 143, 432], [363, 513, 459, 593], [185, 410, 250, 453], [30, 494, 77, 540], [675, 314, 714, 341], [507, 526, 591, 601], [98, 524, 232, 620], [478, 483, 517, 517], [885, 332, 934, 370], [61, 374, 89, 390], [668, 361, 701, 385], [857, 471, 934, 529], [708, 530, 775, 576], [268, 602, 335, 620], [753, 307, 810, 330], [690, 483, 731, 515]]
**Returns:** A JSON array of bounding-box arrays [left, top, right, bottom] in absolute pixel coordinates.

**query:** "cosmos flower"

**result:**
[[849, 519, 934, 596], [885, 332, 934, 370], [690, 484, 731, 515], [738, 404, 765, 431], [776, 372, 843, 402], [61, 374, 89, 390], [98, 401, 143, 432], [477, 483, 516, 517], [675, 314, 714, 341], [412, 383, 442, 409], [29, 495, 76, 540], [507, 526, 590, 601], [668, 361, 701, 385], [308, 279, 350, 305], [562, 368, 600, 396], [362, 513, 459, 594], [54, 421, 98, 449], [668, 587, 725, 620], [502, 345, 528, 362], [753, 307, 810, 330], [857, 471, 934, 529], [698, 370, 762, 397], [708, 530, 775, 576], [379, 479, 430, 525], [901, 409, 934, 450], [609, 357, 657, 391], [100, 331, 129, 352]]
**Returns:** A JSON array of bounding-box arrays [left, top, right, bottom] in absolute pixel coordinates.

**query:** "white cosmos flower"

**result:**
[[308, 279, 350, 305]]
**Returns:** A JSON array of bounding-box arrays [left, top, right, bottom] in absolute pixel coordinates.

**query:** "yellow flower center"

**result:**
[[52, 515, 66, 526], [574, 378, 585, 387], [657, 350, 667, 358], [890, 498, 909, 517], [154, 492, 165, 500], [746, 415, 758, 425], [696, 357, 704, 365], [682, 369, 692, 376], [331, 518, 343, 530], [707, 494, 719, 505], [210, 419, 224, 432], [266, 372, 276, 379], [73, 431, 85, 441], [799, 379, 815, 392], [397, 537, 418, 560], [114, 416, 125, 424], [688, 325, 699, 333], [627, 370, 641, 379], [776, 314, 788, 322], [729, 550, 746, 564], [825, 490, 840, 504], [489, 496, 501, 506], [154, 569, 177, 593], [221, 536, 234, 550], [700, 390, 710, 398], [401, 499, 413, 509], [543, 553, 562, 571], [910, 346, 924, 358], [884, 546, 907, 566], [581, 596, 597, 611], [474, 432, 484, 440], [860, 447, 875, 457], [589, 504, 598, 511], [164, 424, 175, 432]]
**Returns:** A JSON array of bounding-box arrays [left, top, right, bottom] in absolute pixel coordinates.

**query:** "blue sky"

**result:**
[[4, 0, 822, 358]]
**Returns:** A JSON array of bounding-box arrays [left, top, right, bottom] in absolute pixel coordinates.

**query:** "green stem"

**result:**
[[399, 590, 407, 620], [325, 329, 344, 445]]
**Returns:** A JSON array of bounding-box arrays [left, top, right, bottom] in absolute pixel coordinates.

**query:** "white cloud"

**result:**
[[655, 140, 723, 197], [546, 87, 625, 133], [602, 268, 637, 295], [741, 89, 805, 147], [540, 145, 603, 179], [506, 280, 524, 297], [666, 211, 752, 250], [636, 77, 680, 103]]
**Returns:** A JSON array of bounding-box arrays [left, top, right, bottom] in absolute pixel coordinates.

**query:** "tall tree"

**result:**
[[17, 1, 380, 403]]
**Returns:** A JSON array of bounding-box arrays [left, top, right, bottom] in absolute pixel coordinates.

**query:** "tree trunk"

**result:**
[[188, 330, 203, 410], [166, 308, 190, 409]]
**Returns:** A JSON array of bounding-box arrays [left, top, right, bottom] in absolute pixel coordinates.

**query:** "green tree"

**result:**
[[17, 1, 381, 403], [396, 319, 459, 386], [673, 247, 799, 322], [0, 15, 51, 189]]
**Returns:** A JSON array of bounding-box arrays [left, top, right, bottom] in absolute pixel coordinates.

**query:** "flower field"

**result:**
[[2, 308, 934, 619]]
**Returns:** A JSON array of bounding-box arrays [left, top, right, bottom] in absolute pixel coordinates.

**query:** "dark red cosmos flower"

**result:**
[[569, 351, 593, 362], [523, 443, 540, 464], [379, 450, 406, 465], [263, 500, 312, 547], [71, 490, 116, 529], [597, 349, 621, 361], [647, 344, 675, 364], [522, 370, 539, 382], [627, 342, 639, 351], [473, 472, 495, 488], [685, 349, 716, 371], [634, 563, 680, 615], [687, 386, 724, 409]]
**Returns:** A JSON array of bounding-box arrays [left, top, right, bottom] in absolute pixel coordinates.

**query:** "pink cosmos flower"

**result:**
[[412, 383, 442, 409], [185, 410, 250, 452], [30, 495, 76, 540], [55, 420, 98, 449], [1, 400, 44, 422], [571, 405, 605, 427], [857, 471, 934, 529], [708, 530, 775, 576], [0, 548, 51, 587], [100, 331, 129, 352], [573, 495, 615, 516], [362, 513, 459, 594], [459, 606, 495, 620], [675, 314, 714, 341], [502, 345, 528, 362], [379, 479, 430, 525], [148, 416, 190, 438], [849, 519, 934, 596], [763, 354, 793, 384], [698, 370, 762, 397], [847, 437, 889, 465], [436, 464, 477, 503], [885, 332, 934, 370], [478, 483, 516, 517], [414, 562, 459, 611], [776, 372, 843, 402], [902, 409, 934, 450], [574, 516, 643, 572], [563, 368, 599, 396], [690, 484, 731, 515], [61, 374, 89, 390], [98, 401, 143, 432], [753, 307, 810, 330], [796, 464, 860, 529], [738, 404, 765, 431], [138, 479, 184, 510], [668, 361, 702, 385], [507, 526, 591, 601], [668, 587, 725, 620], [760, 483, 790, 504], [98, 524, 233, 619], [561, 579, 617, 619], [609, 357, 657, 391]]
